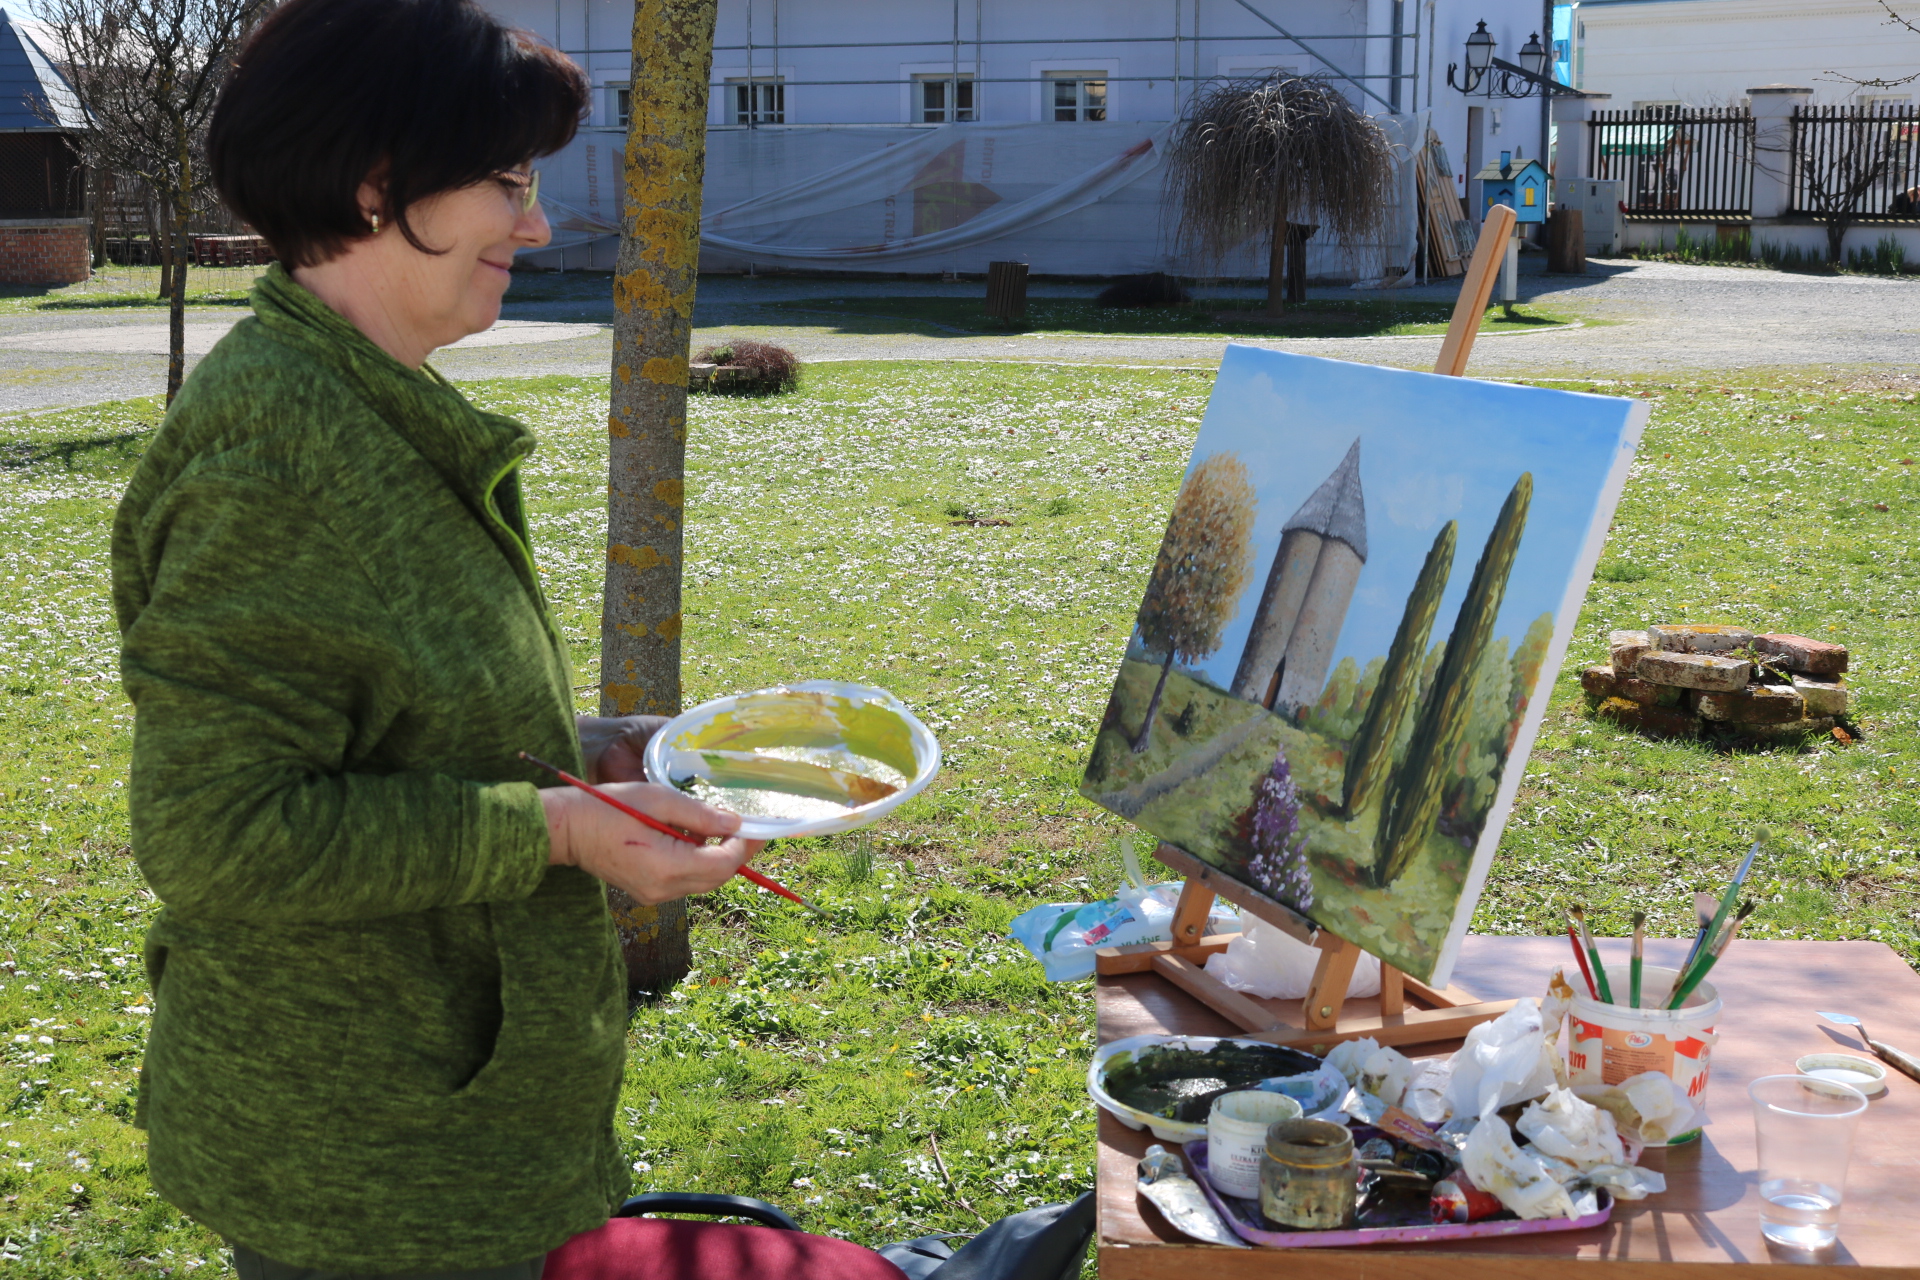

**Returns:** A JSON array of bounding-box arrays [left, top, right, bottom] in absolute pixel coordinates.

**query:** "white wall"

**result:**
[[483, 0, 1550, 271], [1571, 0, 1920, 106]]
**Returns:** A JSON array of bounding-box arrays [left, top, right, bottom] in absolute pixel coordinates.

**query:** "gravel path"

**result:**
[[0, 256, 1912, 417]]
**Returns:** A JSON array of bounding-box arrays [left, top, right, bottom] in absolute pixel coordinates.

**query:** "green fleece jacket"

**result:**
[[110, 265, 627, 1270]]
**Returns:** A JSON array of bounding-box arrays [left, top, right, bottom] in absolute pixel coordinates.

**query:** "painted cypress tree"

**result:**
[[1371, 475, 1532, 887], [1341, 520, 1456, 818]]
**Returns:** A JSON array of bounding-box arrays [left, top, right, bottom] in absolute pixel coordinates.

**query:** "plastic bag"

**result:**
[[1443, 998, 1561, 1122], [1008, 883, 1240, 982], [1202, 915, 1382, 999]]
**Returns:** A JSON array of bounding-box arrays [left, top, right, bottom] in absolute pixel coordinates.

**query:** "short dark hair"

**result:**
[[210, 0, 589, 268]]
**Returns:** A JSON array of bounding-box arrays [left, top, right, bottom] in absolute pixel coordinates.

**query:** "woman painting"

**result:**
[[111, 2, 900, 1276]]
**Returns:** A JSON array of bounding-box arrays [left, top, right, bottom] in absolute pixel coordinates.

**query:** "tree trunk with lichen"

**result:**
[[599, 0, 718, 1002]]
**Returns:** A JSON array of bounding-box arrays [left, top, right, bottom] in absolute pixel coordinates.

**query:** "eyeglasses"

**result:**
[[496, 168, 541, 214]]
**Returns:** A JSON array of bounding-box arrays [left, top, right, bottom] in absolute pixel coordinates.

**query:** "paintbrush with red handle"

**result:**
[[519, 751, 827, 918], [1565, 922, 1599, 999]]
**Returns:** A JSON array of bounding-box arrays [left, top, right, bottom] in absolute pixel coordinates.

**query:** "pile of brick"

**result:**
[[1581, 625, 1850, 742]]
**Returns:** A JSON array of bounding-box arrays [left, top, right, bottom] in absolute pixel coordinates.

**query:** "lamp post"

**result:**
[[1447, 20, 1567, 100]]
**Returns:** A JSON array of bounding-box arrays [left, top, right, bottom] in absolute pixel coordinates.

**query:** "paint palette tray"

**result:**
[[1180, 1139, 1613, 1248], [643, 680, 940, 838]]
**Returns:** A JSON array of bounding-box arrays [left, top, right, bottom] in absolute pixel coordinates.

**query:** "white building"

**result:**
[[1569, 0, 1920, 107], [482, 0, 1556, 275]]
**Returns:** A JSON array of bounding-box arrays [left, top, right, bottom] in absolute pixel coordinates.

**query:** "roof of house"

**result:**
[[1474, 154, 1547, 181], [0, 10, 84, 132], [1282, 437, 1367, 561]]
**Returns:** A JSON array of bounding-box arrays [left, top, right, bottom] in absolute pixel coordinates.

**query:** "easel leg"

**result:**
[[1304, 936, 1362, 1032], [1380, 964, 1406, 1017], [1169, 879, 1215, 946]]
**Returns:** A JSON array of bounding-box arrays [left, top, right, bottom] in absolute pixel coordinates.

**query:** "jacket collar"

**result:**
[[249, 264, 534, 509]]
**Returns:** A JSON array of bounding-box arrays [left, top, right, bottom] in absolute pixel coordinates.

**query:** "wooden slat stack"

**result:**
[[1415, 130, 1474, 279]]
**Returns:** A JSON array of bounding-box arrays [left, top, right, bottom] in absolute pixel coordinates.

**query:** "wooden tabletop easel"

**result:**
[[1092, 205, 1523, 1054]]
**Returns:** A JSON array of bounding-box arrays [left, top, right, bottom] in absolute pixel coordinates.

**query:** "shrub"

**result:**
[[694, 338, 802, 393], [1094, 272, 1190, 308], [1846, 234, 1908, 274]]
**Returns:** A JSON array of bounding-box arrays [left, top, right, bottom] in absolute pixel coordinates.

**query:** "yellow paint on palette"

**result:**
[[671, 690, 921, 780], [644, 682, 941, 838]]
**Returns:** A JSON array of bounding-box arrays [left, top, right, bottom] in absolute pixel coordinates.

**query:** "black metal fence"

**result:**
[[1588, 106, 1754, 219], [1790, 104, 1920, 219]]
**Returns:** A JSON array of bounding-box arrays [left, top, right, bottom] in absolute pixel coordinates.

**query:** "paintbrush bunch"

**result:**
[[1563, 835, 1768, 1010], [1565, 899, 1754, 1011]]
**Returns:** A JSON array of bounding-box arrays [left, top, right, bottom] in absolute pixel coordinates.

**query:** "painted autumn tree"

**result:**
[[600, 0, 718, 999], [1131, 454, 1256, 753], [1164, 75, 1396, 314]]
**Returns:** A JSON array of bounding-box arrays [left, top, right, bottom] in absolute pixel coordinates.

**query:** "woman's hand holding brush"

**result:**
[[540, 779, 764, 904]]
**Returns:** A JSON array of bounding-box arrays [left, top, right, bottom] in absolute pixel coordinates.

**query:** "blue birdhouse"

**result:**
[[1473, 151, 1549, 224]]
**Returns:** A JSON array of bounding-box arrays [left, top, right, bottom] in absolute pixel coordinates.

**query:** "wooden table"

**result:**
[[1098, 936, 1920, 1278]]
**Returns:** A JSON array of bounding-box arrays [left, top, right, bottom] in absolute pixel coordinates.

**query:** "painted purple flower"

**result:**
[[1247, 749, 1313, 912]]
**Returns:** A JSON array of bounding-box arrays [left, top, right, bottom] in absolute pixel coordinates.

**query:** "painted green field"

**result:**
[[0, 360, 1913, 1274], [1080, 658, 1478, 978]]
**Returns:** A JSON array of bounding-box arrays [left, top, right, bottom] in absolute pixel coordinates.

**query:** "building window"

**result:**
[[611, 84, 631, 128], [1047, 73, 1107, 122], [729, 78, 785, 124], [916, 74, 974, 123]]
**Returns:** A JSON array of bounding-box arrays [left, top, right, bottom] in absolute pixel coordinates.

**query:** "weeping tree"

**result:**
[[1164, 75, 1396, 313]]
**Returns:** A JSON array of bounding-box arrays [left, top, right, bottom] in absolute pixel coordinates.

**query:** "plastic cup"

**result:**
[[1749, 1074, 1868, 1250]]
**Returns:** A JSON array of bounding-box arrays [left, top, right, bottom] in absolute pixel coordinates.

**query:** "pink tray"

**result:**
[[1182, 1139, 1613, 1249]]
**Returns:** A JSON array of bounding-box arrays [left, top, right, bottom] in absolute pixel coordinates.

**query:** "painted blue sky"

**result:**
[[1173, 346, 1640, 692]]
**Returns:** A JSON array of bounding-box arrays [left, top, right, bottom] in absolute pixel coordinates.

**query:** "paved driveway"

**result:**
[[0, 257, 1910, 417]]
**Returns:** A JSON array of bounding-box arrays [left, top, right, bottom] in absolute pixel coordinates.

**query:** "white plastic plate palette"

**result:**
[[643, 681, 941, 839]]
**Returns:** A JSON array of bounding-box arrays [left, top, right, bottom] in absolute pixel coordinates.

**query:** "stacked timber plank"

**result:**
[[1581, 624, 1851, 743], [1416, 131, 1473, 279]]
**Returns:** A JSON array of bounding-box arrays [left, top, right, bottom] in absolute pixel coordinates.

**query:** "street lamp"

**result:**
[[1518, 32, 1548, 80], [1464, 21, 1495, 87], [1447, 19, 1564, 98]]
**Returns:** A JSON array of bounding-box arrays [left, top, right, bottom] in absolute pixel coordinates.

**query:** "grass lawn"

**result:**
[[0, 360, 1913, 1274], [759, 295, 1571, 340]]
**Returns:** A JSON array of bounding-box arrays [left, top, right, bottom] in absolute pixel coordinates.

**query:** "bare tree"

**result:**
[[32, 0, 269, 402], [1826, 1, 1920, 90], [1798, 107, 1910, 263], [601, 0, 719, 999]]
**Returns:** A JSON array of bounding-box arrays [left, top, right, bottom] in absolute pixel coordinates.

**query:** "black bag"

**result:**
[[877, 1193, 1095, 1280]]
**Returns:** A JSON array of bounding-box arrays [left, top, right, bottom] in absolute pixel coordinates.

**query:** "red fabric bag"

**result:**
[[544, 1216, 910, 1280]]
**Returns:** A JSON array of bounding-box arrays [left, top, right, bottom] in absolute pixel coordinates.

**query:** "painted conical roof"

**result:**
[[1281, 438, 1366, 561], [0, 11, 86, 131]]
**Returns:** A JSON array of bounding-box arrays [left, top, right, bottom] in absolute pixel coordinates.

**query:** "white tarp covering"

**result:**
[[526, 114, 1425, 282]]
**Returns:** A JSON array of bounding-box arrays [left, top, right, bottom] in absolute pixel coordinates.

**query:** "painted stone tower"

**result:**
[[1229, 439, 1368, 715]]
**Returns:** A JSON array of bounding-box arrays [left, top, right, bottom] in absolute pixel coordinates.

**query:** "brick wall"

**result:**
[[0, 223, 88, 285]]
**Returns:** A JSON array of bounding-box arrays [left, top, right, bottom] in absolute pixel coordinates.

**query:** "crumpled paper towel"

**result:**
[[1444, 998, 1562, 1121]]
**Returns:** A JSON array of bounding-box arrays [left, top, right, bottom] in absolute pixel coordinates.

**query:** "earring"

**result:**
[[370, 212, 382, 234]]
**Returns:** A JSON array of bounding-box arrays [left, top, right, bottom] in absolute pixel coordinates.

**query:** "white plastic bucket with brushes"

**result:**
[[1568, 963, 1720, 1144]]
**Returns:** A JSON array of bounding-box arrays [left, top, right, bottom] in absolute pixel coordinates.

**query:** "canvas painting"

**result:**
[[1081, 346, 1649, 985]]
